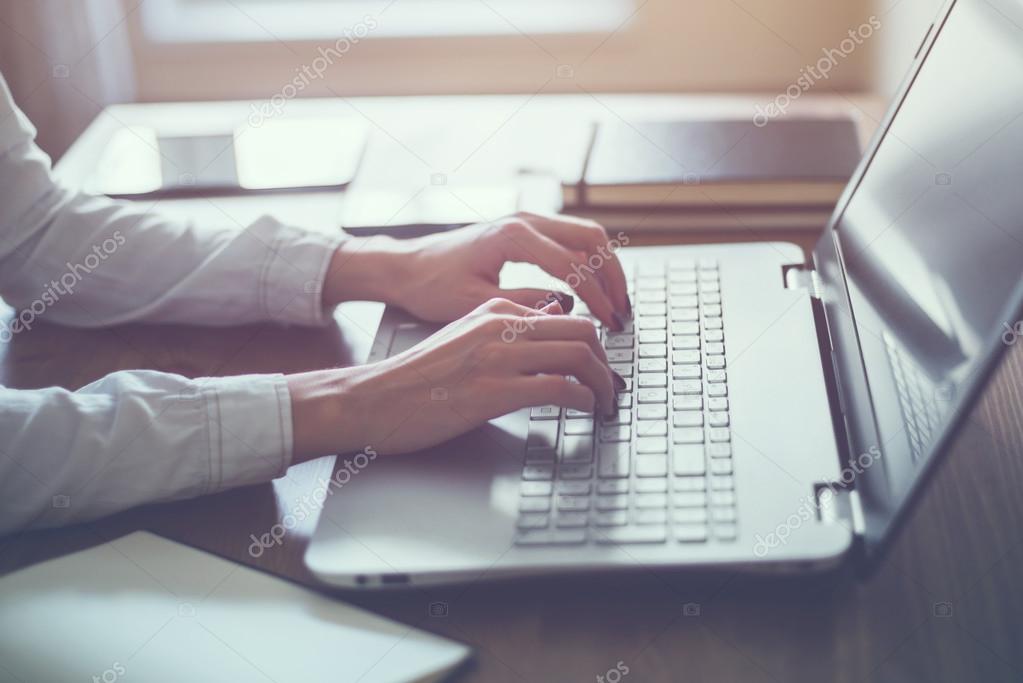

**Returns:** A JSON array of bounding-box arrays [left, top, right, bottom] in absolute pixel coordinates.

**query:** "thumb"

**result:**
[[498, 288, 575, 313]]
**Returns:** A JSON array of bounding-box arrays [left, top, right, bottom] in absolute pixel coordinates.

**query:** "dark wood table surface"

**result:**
[[2, 95, 1022, 682]]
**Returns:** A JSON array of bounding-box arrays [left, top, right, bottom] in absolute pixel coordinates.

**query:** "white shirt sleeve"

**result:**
[[0, 72, 344, 534]]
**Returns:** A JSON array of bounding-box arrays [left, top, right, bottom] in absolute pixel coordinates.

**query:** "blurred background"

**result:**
[[0, 0, 942, 159]]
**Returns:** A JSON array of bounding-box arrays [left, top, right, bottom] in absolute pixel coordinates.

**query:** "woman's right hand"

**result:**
[[287, 298, 618, 460]]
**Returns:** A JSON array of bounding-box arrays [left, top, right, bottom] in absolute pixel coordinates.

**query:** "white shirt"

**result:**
[[0, 73, 344, 534]]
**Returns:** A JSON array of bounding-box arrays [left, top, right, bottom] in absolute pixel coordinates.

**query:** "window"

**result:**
[[140, 0, 636, 43]]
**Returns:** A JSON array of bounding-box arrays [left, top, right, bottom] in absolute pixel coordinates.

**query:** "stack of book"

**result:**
[[560, 118, 861, 232]]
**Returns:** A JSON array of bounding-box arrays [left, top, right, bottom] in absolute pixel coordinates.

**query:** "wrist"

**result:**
[[323, 235, 415, 307], [287, 368, 366, 463]]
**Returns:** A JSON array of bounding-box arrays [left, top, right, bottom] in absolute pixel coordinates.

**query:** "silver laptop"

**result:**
[[307, 0, 1023, 588]]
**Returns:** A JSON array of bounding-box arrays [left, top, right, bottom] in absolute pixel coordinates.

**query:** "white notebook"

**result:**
[[0, 532, 470, 683]]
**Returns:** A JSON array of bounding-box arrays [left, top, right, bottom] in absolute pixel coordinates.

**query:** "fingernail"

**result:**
[[611, 371, 627, 392], [545, 292, 574, 313], [611, 311, 625, 332]]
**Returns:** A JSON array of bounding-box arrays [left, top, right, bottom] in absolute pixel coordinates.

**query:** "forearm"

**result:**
[[0, 371, 292, 534]]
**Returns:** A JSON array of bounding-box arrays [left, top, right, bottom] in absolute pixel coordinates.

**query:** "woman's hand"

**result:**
[[287, 298, 620, 460], [324, 212, 632, 331]]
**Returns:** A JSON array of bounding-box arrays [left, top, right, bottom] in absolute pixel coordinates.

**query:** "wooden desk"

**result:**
[[3, 94, 1021, 683]]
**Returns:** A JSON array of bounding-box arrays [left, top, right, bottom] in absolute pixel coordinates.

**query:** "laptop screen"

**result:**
[[822, 0, 1023, 550]]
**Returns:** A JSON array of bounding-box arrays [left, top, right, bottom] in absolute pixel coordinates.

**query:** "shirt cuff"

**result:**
[[199, 373, 294, 493], [250, 216, 346, 327]]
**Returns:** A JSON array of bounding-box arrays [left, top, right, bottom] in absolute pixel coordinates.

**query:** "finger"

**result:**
[[520, 314, 607, 365], [490, 288, 573, 312], [508, 341, 614, 414], [513, 375, 597, 413], [494, 221, 620, 330], [517, 212, 631, 318]]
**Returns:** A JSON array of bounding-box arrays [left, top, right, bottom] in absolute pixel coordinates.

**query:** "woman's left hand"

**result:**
[[325, 212, 632, 331]]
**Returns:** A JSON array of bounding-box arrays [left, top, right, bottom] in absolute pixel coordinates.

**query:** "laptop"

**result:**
[[307, 0, 1023, 587]]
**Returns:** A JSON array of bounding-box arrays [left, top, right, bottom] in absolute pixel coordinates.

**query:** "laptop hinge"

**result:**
[[782, 263, 822, 299], [814, 483, 866, 537]]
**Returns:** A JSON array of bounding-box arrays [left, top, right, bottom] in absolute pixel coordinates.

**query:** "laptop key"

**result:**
[[635, 478, 668, 493], [597, 479, 630, 494], [555, 512, 589, 528], [556, 480, 592, 495], [673, 365, 702, 380], [637, 404, 668, 420], [593, 510, 629, 527], [674, 395, 703, 411], [564, 419, 595, 436], [520, 497, 551, 513], [673, 445, 706, 475], [606, 349, 634, 363], [637, 388, 668, 404], [635, 422, 669, 443], [672, 335, 701, 350], [673, 428, 705, 444], [673, 411, 703, 427], [674, 507, 708, 524], [673, 476, 707, 492], [599, 425, 632, 442], [710, 459, 733, 475], [559, 464, 594, 480], [521, 481, 553, 496], [676, 525, 709, 543], [638, 358, 668, 373], [605, 334, 634, 349], [516, 513, 549, 529], [710, 490, 736, 506], [673, 350, 702, 365], [707, 442, 732, 458], [530, 405, 560, 420], [522, 465, 555, 480], [557, 495, 590, 511], [635, 455, 668, 476], [525, 447, 556, 463], [603, 409, 632, 426], [634, 509, 668, 525], [639, 344, 668, 358], [610, 362, 634, 378], [673, 491, 708, 507], [673, 380, 703, 395], [596, 494, 629, 510], [636, 422, 668, 438], [708, 428, 731, 442], [561, 435, 594, 463], [707, 412, 729, 427], [598, 443, 631, 478], [634, 493, 668, 508], [638, 330, 668, 344], [527, 420, 559, 449], [637, 373, 668, 389]]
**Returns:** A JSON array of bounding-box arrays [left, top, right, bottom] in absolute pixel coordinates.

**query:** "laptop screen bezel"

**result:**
[[809, 0, 1023, 574]]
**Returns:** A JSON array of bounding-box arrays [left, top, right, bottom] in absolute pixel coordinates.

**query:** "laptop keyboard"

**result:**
[[515, 257, 738, 546], [884, 333, 946, 461]]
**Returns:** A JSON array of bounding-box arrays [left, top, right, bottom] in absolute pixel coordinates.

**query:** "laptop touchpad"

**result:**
[[387, 322, 441, 356]]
